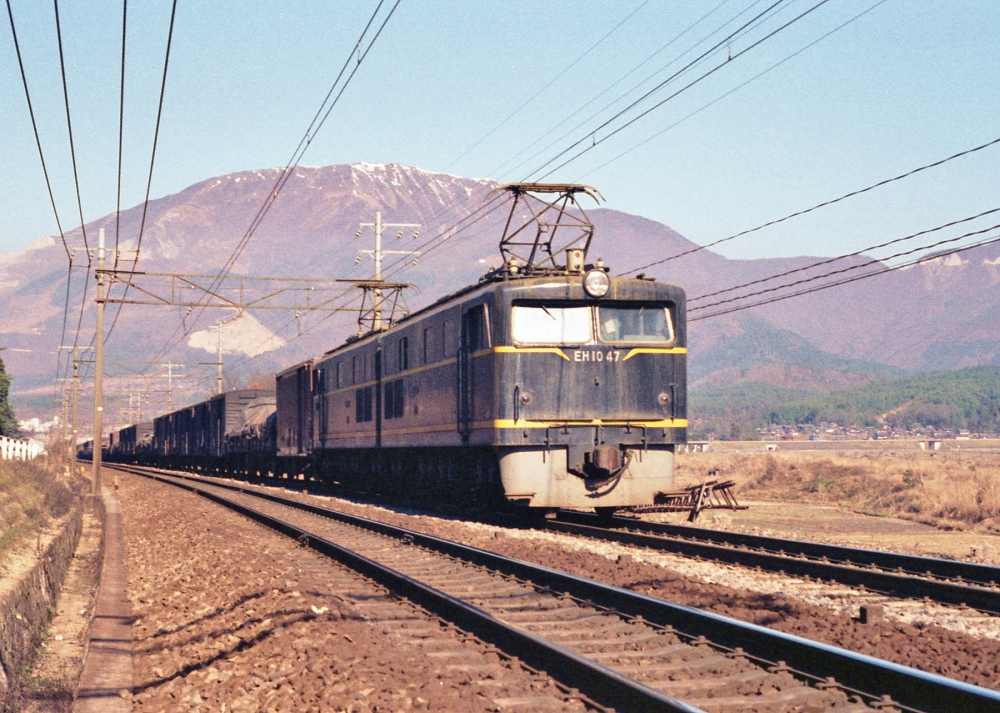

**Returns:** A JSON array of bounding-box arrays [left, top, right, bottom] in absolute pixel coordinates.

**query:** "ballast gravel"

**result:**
[[117, 473, 589, 712], [249, 485, 1000, 691]]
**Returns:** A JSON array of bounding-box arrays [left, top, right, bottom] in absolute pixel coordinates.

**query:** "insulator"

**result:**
[[355, 229, 362, 237]]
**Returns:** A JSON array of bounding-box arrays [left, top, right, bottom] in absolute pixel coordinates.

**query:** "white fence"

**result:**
[[0, 435, 45, 461]]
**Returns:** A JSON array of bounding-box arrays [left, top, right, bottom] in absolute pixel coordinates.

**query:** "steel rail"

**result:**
[[120, 465, 699, 713], [115, 463, 1000, 713], [550, 510, 1000, 612]]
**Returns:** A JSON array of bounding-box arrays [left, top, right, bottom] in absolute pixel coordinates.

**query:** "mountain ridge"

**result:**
[[1, 162, 998, 420]]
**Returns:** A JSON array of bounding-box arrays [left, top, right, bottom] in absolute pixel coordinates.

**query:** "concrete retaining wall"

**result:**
[[0, 502, 84, 712]]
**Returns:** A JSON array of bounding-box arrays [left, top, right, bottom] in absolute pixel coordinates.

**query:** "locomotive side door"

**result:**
[[458, 305, 486, 441]]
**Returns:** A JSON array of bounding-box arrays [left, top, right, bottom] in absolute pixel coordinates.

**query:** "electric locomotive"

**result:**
[[277, 183, 687, 512]]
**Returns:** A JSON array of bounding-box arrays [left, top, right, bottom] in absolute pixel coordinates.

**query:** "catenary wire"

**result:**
[[494, 0, 759, 180], [690, 229, 1000, 321], [622, 135, 1000, 276], [443, 0, 652, 173], [103, 0, 178, 344], [689, 215, 1000, 312], [689, 206, 1000, 303], [149, 0, 402, 367], [577, 0, 890, 184], [526, 0, 834, 181]]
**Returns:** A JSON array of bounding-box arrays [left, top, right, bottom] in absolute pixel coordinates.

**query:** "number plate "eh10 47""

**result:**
[[572, 350, 622, 363]]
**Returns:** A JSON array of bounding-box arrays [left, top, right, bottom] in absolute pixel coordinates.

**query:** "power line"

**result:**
[[5, 0, 76, 386], [104, 0, 178, 344], [443, 0, 652, 173], [523, 0, 831, 180], [4, 0, 70, 262], [52, 0, 90, 261], [113, 0, 128, 270], [690, 216, 1000, 315], [690, 228, 1000, 322], [150, 0, 402, 366], [690, 206, 1000, 304], [622, 135, 1000, 276], [576, 0, 890, 183]]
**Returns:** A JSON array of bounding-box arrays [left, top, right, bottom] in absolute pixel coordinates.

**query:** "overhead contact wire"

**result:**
[[443, 0, 651, 173], [519, 0, 792, 181], [691, 229, 1000, 321], [528, 0, 834, 181], [690, 206, 1000, 303], [151, 0, 401, 368], [494, 0, 756, 180], [578, 0, 891, 184], [690, 216, 1000, 312], [624, 134, 1000, 276], [104, 0, 178, 345]]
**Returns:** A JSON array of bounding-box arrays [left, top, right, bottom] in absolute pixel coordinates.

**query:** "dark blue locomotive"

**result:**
[[94, 184, 688, 513]]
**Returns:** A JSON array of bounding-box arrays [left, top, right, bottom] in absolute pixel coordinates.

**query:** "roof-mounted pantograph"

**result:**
[[492, 183, 603, 275]]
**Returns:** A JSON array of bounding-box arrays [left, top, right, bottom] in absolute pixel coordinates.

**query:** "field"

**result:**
[[675, 449, 1000, 534]]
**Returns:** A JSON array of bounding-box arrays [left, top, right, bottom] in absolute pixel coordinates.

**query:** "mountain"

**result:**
[[1, 162, 999, 423]]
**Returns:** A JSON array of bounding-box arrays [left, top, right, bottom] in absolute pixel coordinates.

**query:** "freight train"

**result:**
[[88, 185, 688, 514]]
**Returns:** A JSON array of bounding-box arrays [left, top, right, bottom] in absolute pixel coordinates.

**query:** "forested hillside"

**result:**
[[690, 366, 1000, 438], [770, 366, 1000, 431]]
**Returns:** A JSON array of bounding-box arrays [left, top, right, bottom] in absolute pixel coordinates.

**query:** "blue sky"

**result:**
[[1, 0, 997, 261]]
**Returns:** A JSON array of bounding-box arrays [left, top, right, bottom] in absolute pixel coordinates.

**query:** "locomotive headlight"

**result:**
[[657, 392, 670, 406], [583, 268, 610, 298]]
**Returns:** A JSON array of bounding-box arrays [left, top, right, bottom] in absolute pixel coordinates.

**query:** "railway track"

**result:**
[[548, 511, 1000, 613], [112, 463, 1000, 713]]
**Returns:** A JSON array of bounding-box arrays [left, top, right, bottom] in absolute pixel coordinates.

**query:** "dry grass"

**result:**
[[0, 457, 81, 560], [676, 450, 1000, 532]]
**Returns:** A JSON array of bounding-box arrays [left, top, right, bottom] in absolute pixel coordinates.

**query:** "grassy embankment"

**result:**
[[676, 451, 1000, 532], [0, 457, 79, 563]]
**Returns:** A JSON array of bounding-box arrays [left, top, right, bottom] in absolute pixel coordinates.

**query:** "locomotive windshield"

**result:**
[[511, 305, 592, 345], [597, 305, 673, 343], [511, 303, 674, 345]]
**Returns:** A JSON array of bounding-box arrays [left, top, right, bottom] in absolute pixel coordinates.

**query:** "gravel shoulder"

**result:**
[[118, 472, 590, 712]]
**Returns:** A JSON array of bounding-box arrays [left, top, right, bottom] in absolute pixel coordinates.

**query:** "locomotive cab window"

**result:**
[[597, 304, 674, 343], [511, 305, 592, 345]]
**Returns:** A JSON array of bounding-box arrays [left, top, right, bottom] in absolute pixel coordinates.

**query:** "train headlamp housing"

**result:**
[[583, 268, 610, 298]]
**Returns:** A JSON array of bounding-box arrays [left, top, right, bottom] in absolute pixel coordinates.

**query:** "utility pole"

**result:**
[[356, 212, 420, 329], [213, 324, 224, 395], [163, 362, 182, 412], [71, 346, 79, 464], [92, 229, 105, 496]]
